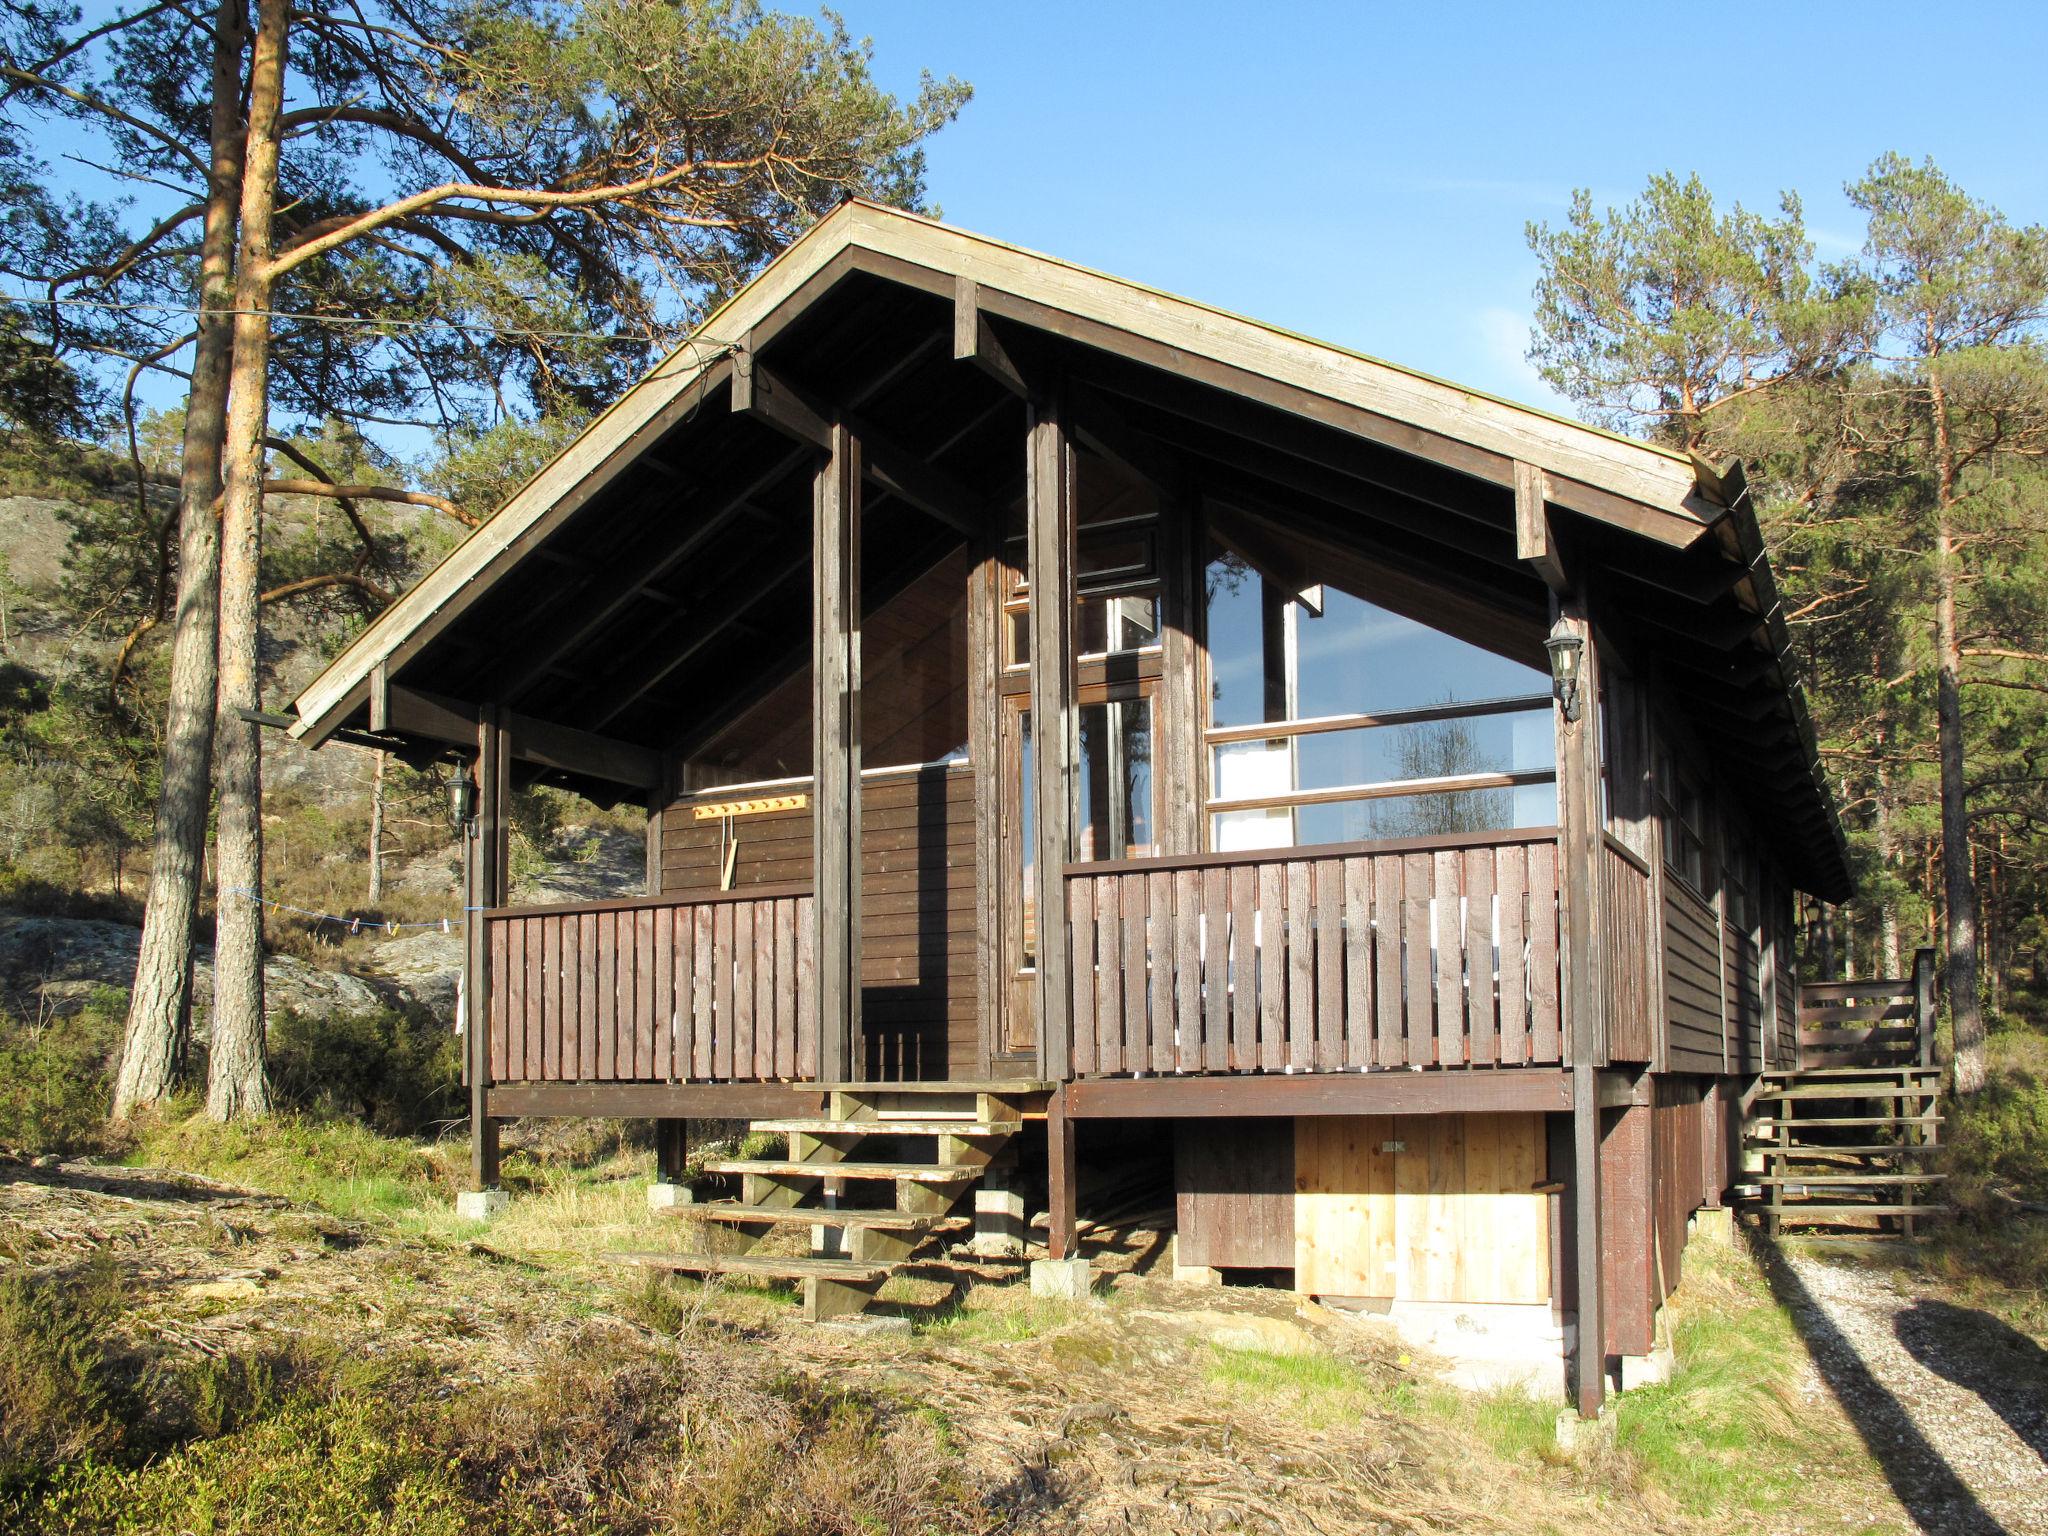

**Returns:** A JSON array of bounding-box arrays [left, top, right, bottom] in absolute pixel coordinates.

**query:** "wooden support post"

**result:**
[[654, 1118, 689, 1184], [467, 706, 509, 1191], [966, 516, 1003, 1077], [813, 421, 862, 1084], [1913, 946, 1937, 1071], [1157, 487, 1203, 856], [1028, 385, 1078, 1079], [1601, 1092, 1655, 1360], [1047, 1084, 1078, 1260], [1554, 594, 1606, 1070], [1571, 1063, 1605, 1417]]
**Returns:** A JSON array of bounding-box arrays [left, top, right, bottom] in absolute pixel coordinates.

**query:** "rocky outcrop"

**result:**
[[0, 911, 443, 1028]]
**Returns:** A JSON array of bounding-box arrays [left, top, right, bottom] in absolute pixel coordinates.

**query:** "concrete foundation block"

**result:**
[[1554, 1404, 1615, 1455], [455, 1189, 508, 1221], [647, 1182, 694, 1211], [1029, 1256, 1095, 1302], [1618, 1341, 1675, 1391], [1170, 1235, 1222, 1287], [1692, 1205, 1734, 1247], [972, 1182, 1027, 1258]]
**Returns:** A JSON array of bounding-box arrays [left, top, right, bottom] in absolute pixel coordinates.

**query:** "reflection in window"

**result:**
[[1009, 591, 1159, 666], [1204, 549, 1556, 849], [1016, 699, 1155, 968]]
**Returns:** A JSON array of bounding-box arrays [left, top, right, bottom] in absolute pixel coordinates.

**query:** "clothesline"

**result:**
[[222, 886, 471, 937]]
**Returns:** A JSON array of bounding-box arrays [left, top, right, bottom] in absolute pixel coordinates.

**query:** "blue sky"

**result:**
[[830, 0, 2048, 414]]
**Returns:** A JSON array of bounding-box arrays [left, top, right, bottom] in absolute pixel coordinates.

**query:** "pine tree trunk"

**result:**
[[367, 749, 385, 904], [115, 0, 248, 1118], [1925, 352, 1986, 1095], [206, 0, 288, 1122]]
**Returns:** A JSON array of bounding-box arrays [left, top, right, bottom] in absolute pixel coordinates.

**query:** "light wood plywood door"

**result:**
[[1294, 1112, 1550, 1304]]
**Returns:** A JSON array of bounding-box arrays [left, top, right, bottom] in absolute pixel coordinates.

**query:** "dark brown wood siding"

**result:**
[[1174, 1117, 1295, 1269], [1723, 909, 1764, 1073], [1662, 881, 1723, 1073], [1650, 1077, 1711, 1304], [659, 763, 978, 1079]]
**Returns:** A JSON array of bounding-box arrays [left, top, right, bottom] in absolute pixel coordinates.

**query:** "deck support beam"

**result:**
[[1047, 1085, 1078, 1259], [1027, 383, 1078, 1080], [465, 705, 511, 1191], [1601, 1095, 1656, 1360], [813, 420, 862, 1085]]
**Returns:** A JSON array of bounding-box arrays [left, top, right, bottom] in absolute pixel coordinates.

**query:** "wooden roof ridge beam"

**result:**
[[380, 684, 660, 790], [734, 331, 986, 537]]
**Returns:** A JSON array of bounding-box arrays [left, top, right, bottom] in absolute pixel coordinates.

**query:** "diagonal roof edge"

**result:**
[[291, 198, 1718, 740]]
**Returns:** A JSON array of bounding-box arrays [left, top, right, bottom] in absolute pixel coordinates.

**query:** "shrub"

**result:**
[[1945, 1026, 2048, 1206], [0, 1259, 136, 1497], [267, 1005, 461, 1136], [0, 993, 125, 1158]]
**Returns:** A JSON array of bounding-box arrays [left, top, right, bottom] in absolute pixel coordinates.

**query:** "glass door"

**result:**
[[997, 684, 1158, 1057]]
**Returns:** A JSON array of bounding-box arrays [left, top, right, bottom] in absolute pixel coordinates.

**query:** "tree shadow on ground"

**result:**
[[1751, 1233, 2013, 1536], [1895, 1298, 2048, 1464]]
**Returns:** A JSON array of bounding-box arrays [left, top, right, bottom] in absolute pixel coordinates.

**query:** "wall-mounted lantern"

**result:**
[[1545, 624, 1585, 724], [449, 771, 478, 834]]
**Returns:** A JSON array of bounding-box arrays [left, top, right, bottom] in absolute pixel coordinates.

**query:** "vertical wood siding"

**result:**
[[1065, 829, 1563, 1076], [659, 764, 976, 1079], [1601, 838, 1654, 1062]]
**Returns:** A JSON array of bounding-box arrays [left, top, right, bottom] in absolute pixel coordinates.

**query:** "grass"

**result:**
[[1611, 1239, 1839, 1520]]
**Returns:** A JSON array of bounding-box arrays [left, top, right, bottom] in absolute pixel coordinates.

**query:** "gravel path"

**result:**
[[1775, 1248, 2047, 1536]]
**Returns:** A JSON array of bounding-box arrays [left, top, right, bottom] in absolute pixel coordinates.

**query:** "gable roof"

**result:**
[[289, 198, 1849, 900]]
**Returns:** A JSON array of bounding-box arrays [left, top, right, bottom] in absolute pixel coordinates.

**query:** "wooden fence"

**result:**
[[1602, 837, 1654, 1062], [484, 885, 815, 1083], [1796, 947, 1936, 1070], [1063, 828, 1562, 1076]]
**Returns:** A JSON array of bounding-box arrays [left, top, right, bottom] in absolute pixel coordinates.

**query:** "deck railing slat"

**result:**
[[481, 889, 816, 1085], [1061, 831, 1579, 1079]]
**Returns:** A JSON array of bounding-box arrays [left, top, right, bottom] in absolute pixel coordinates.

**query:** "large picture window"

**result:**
[[1203, 550, 1555, 850]]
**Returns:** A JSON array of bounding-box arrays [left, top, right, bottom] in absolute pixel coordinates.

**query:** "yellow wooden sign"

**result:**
[[690, 792, 807, 821]]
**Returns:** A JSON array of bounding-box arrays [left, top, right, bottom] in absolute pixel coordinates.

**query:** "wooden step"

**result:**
[[683, 1202, 940, 1232], [1757, 1172, 1947, 1186], [1751, 1115, 1942, 1129], [610, 1252, 892, 1283], [750, 1119, 1022, 1138], [1754, 1142, 1942, 1157], [703, 1158, 978, 1183], [1752, 1203, 1954, 1219], [1760, 1068, 1940, 1085], [809, 1079, 1053, 1094], [1752, 1084, 1941, 1102]]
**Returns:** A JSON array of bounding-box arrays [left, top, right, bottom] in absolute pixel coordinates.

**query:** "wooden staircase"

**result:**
[[615, 1080, 1043, 1319], [1747, 952, 1948, 1237]]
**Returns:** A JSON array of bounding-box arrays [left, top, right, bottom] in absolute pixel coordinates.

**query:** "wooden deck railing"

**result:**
[[1602, 836, 1654, 1062], [1063, 827, 1562, 1076], [1796, 947, 1937, 1070], [483, 885, 816, 1084]]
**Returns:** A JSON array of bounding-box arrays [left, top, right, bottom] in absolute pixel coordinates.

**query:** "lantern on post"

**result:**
[[1545, 623, 1585, 724]]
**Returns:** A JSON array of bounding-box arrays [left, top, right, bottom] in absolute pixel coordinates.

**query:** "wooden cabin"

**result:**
[[289, 201, 1851, 1416]]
